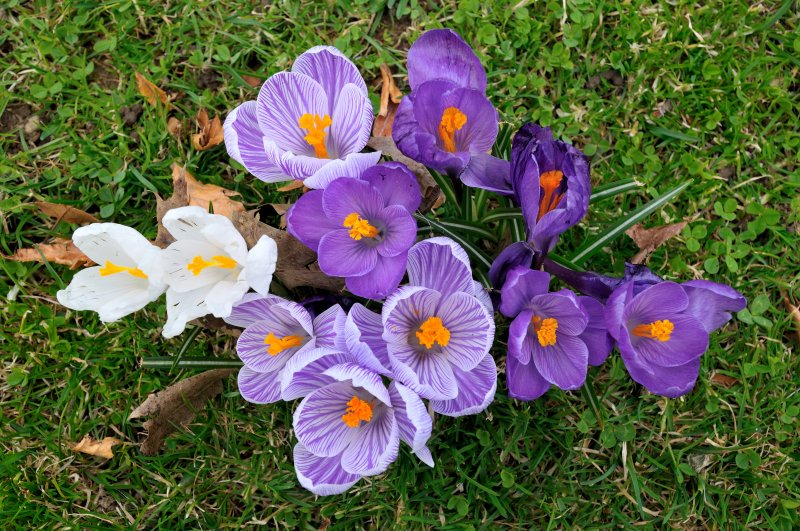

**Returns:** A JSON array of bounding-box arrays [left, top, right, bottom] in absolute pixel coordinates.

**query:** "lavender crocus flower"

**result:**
[[499, 267, 611, 401], [222, 294, 345, 404], [287, 162, 421, 299], [392, 29, 511, 194], [223, 46, 380, 188], [381, 237, 497, 416]]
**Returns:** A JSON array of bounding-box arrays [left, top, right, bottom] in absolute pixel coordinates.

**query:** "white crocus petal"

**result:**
[[162, 286, 210, 338], [57, 268, 160, 322], [162, 206, 248, 263], [205, 271, 249, 317], [244, 235, 278, 295], [162, 239, 241, 293]]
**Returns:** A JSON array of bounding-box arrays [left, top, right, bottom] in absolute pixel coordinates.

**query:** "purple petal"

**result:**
[[529, 290, 588, 336], [382, 286, 441, 340], [499, 267, 551, 318], [256, 71, 328, 155], [407, 29, 487, 92], [313, 304, 346, 348], [344, 303, 392, 375], [318, 229, 379, 278], [362, 162, 422, 212], [531, 334, 588, 390], [459, 153, 512, 195], [223, 101, 286, 182], [625, 282, 689, 323], [237, 367, 282, 404], [439, 87, 498, 153], [302, 151, 382, 190], [621, 344, 702, 398], [281, 347, 353, 400], [292, 46, 367, 110], [293, 381, 361, 457], [328, 84, 373, 158], [293, 443, 360, 496], [430, 352, 497, 417], [682, 280, 746, 333], [388, 341, 457, 400], [224, 293, 284, 328], [505, 355, 550, 401], [377, 205, 417, 258], [437, 291, 495, 371], [604, 281, 635, 340], [488, 242, 537, 291], [632, 315, 709, 367], [578, 296, 614, 366], [388, 382, 432, 456], [472, 281, 493, 314], [322, 177, 385, 222], [406, 237, 473, 296], [508, 310, 536, 364], [341, 406, 399, 476], [345, 252, 407, 300], [286, 190, 339, 252], [322, 362, 391, 405], [262, 140, 329, 181], [236, 301, 314, 372]]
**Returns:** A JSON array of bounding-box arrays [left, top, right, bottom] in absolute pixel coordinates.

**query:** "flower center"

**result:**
[[187, 255, 238, 276], [98, 260, 148, 279], [537, 170, 564, 221], [342, 396, 373, 428], [343, 213, 379, 240], [416, 316, 451, 349], [632, 319, 674, 342], [263, 333, 303, 356], [438, 107, 467, 153], [531, 315, 559, 347], [298, 113, 332, 159]]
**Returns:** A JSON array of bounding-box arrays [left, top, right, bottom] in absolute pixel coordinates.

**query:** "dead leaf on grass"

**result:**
[[167, 116, 183, 139], [709, 372, 738, 387], [241, 75, 262, 88], [134, 71, 170, 108], [72, 436, 122, 459], [625, 221, 687, 264], [781, 292, 800, 344], [4, 238, 94, 269], [275, 180, 306, 193], [34, 201, 98, 225], [373, 63, 403, 138], [191, 109, 224, 151]]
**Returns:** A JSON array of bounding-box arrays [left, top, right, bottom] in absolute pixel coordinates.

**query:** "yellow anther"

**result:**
[[531, 315, 559, 347], [98, 260, 148, 279], [343, 213, 379, 240], [263, 333, 303, 356], [438, 107, 467, 153], [632, 319, 674, 342], [537, 170, 564, 221], [298, 113, 332, 158], [187, 255, 238, 276], [342, 396, 373, 428], [416, 316, 451, 349]]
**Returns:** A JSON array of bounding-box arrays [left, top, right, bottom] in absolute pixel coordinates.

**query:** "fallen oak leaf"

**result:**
[[191, 109, 224, 151], [3, 238, 94, 269], [367, 136, 442, 213], [34, 201, 98, 225], [134, 71, 170, 108], [625, 221, 687, 264], [72, 435, 122, 459], [129, 369, 235, 456]]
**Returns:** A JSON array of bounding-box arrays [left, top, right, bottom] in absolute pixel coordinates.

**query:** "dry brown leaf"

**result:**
[[268, 203, 291, 229], [191, 109, 224, 151], [373, 63, 403, 138], [130, 369, 234, 455], [167, 116, 183, 139], [625, 221, 687, 264], [709, 372, 737, 387], [134, 71, 170, 108], [275, 180, 306, 193], [72, 436, 122, 459], [367, 136, 442, 213], [34, 201, 98, 225], [4, 238, 94, 269], [781, 292, 800, 344], [241, 75, 262, 88]]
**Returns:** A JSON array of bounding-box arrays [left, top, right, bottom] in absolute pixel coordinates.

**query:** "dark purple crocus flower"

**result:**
[[287, 162, 421, 299], [392, 29, 511, 194], [604, 280, 745, 398], [499, 267, 612, 401]]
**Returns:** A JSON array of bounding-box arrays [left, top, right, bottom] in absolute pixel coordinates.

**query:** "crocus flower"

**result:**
[[223, 294, 344, 404], [223, 45, 380, 188], [283, 349, 433, 495], [392, 29, 511, 194], [57, 223, 166, 322], [381, 237, 497, 416], [287, 162, 420, 299], [159, 206, 277, 338], [604, 279, 744, 397], [499, 267, 611, 401]]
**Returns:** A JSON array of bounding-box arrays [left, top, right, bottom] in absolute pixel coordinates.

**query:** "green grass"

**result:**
[[1, 0, 799, 528]]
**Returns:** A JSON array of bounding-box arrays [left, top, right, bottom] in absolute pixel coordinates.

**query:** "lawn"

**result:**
[[1, 0, 798, 528]]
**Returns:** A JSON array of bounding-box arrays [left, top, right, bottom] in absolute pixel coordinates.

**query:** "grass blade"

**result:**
[[649, 126, 700, 143], [428, 168, 460, 215], [590, 178, 640, 203], [415, 213, 492, 270], [141, 357, 244, 370]]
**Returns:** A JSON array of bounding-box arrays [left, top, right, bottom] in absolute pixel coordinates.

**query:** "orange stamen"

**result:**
[[298, 113, 332, 158], [342, 396, 373, 428], [438, 107, 467, 153], [99, 260, 148, 279], [537, 170, 564, 221], [416, 316, 450, 349], [531, 315, 559, 346], [187, 255, 238, 276], [263, 333, 303, 356], [632, 319, 674, 342], [343, 213, 378, 240]]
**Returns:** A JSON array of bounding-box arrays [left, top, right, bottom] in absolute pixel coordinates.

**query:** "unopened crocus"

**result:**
[[392, 29, 510, 194], [287, 162, 420, 299], [223, 294, 344, 404], [57, 223, 166, 322], [159, 206, 277, 338], [499, 267, 611, 401], [223, 45, 380, 188], [381, 237, 497, 416], [285, 350, 433, 495]]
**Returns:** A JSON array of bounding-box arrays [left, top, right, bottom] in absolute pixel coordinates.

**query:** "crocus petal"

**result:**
[[430, 352, 497, 417], [529, 290, 588, 336], [382, 286, 441, 341], [625, 281, 689, 324], [256, 71, 329, 155], [293, 443, 360, 496], [388, 382, 433, 459], [245, 235, 277, 295], [488, 242, 537, 291], [161, 239, 236, 293], [682, 280, 746, 333], [341, 407, 399, 476], [406, 237, 473, 296], [459, 153, 512, 195], [293, 381, 361, 457], [632, 315, 709, 367], [236, 305, 312, 372], [163, 286, 209, 338], [313, 304, 346, 349], [621, 338, 702, 398], [362, 162, 422, 212], [292, 46, 367, 108], [281, 347, 353, 400], [328, 84, 372, 159], [263, 140, 330, 181], [507, 310, 536, 364], [322, 177, 385, 223], [578, 296, 614, 366], [302, 151, 382, 190], [604, 281, 634, 340], [322, 362, 391, 406], [345, 252, 407, 300], [388, 342, 457, 400], [440, 87, 498, 153], [318, 230, 379, 278], [437, 291, 495, 372], [506, 355, 551, 401], [531, 334, 589, 390], [472, 281, 493, 314], [498, 267, 551, 318], [204, 276, 249, 317], [407, 28, 487, 92], [345, 303, 392, 375], [237, 367, 283, 404], [161, 206, 248, 263], [224, 293, 284, 328], [72, 223, 163, 282], [223, 101, 286, 182], [377, 205, 417, 258], [286, 190, 339, 251]]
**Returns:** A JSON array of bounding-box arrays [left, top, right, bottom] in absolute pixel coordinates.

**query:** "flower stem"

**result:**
[[140, 357, 243, 370]]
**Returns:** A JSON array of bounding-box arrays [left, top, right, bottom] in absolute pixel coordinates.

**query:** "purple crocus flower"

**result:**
[[287, 162, 421, 299], [283, 348, 433, 495], [499, 267, 611, 401], [223, 46, 380, 188], [604, 279, 744, 398], [392, 29, 511, 194], [381, 237, 497, 416], [223, 294, 344, 403]]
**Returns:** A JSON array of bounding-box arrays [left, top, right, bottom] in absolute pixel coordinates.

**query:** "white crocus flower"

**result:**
[[57, 223, 166, 322], [160, 206, 278, 338]]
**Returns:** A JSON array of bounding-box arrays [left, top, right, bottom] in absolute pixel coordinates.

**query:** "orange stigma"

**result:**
[[531, 315, 559, 347], [343, 213, 379, 240], [187, 255, 238, 276], [263, 333, 303, 356], [438, 107, 467, 153], [342, 396, 373, 428], [298, 113, 332, 158], [537, 170, 564, 221], [632, 319, 674, 342], [98, 260, 148, 279], [416, 317, 450, 349]]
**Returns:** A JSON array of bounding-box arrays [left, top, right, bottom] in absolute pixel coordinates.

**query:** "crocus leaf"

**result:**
[[414, 213, 492, 270], [34, 201, 98, 225], [589, 179, 640, 203], [72, 435, 122, 459]]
